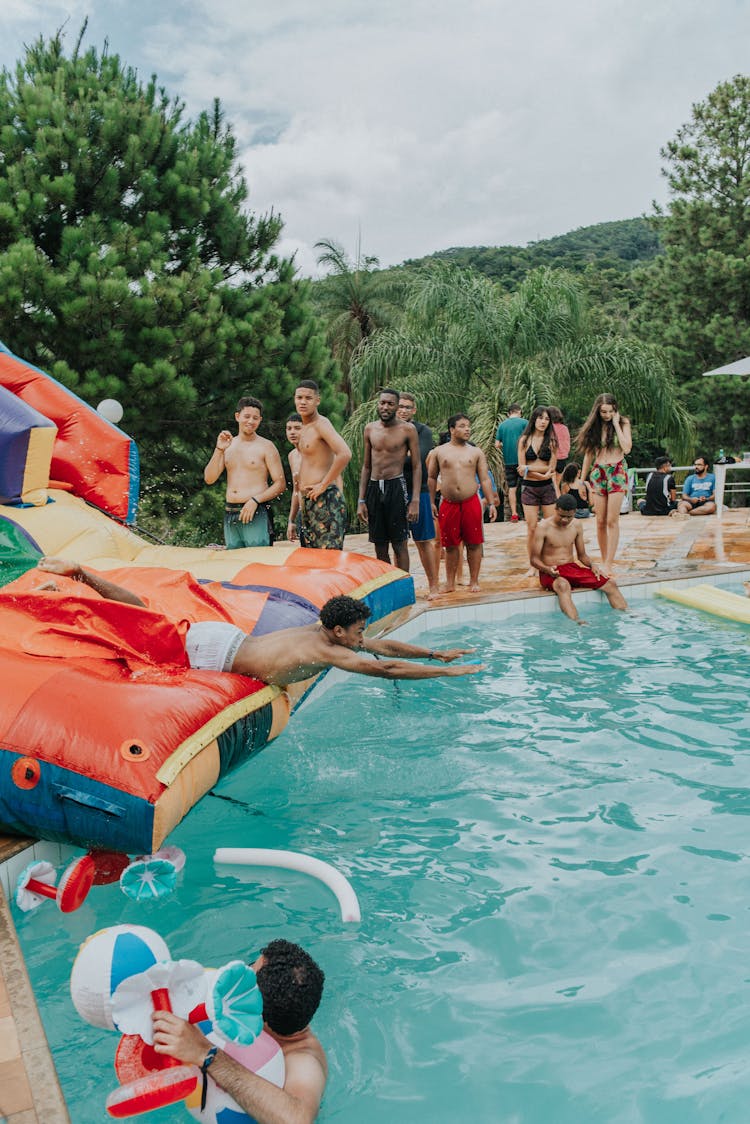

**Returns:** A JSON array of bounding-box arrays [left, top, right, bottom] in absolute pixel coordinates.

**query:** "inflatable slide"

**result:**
[[0, 343, 413, 854]]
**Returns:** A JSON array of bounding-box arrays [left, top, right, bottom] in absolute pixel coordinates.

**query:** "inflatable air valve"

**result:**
[[105, 986, 199, 1118], [16, 855, 96, 913]]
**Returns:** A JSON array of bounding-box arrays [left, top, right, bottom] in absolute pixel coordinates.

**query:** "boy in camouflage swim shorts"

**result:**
[[300, 486, 348, 549]]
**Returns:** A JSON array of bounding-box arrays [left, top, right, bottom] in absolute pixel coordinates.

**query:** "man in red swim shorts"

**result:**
[[428, 414, 499, 593], [530, 494, 628, 623]]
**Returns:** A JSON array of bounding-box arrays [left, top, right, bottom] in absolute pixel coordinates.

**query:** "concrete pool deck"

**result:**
[[2, 508, 750, 1121]]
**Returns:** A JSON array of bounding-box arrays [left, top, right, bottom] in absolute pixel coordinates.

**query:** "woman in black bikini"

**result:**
[[517, 407, 558, 563]]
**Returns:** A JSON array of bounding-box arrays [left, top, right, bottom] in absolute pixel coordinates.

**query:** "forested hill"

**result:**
[[402, 217, 661, 290]]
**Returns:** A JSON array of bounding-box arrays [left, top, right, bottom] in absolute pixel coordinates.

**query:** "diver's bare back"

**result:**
[[232, 624, 332, 686]]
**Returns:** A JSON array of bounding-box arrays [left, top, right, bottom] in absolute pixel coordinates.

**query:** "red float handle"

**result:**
[[149, 989, 180, 1071], [24, 877, 57, 901], [105, 985, 199, 1116]]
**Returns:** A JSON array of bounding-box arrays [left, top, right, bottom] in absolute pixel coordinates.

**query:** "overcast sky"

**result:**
[[1, 0, 749, 276]]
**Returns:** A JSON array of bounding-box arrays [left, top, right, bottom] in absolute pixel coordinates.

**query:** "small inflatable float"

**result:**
[[656, 583, 750, 625], [0, 343, 414, 853]]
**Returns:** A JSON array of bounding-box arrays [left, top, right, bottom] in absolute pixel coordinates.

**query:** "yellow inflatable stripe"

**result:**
[[657, 585, 750, 624], [156, 684, 280, 785], [351, 569, 408, 600], [21, 424, 57, 505]]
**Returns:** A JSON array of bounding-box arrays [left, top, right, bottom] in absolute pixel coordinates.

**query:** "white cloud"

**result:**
[[2, 0, 750, 275]]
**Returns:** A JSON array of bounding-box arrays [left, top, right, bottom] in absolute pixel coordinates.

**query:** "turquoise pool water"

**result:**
[[14, 596, 750, 1122]]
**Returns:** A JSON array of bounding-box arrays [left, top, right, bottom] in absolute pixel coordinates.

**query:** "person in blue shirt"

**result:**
[[676, 455, 717, 516], [494, 404, 528, 522]]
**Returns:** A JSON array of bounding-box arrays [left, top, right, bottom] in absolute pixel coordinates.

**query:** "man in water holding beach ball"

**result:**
[[153, 938, 327, 1123]]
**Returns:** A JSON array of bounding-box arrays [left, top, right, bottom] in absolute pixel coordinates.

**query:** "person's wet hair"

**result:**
[[236, 396, 263, 414], [448, 413, 469, 431], [380, 388, 399, 403], [287, 412, 302, 423], [256, 939, 325, 1036], [319, 595, 372, 630], [556, 494, 577, 511]]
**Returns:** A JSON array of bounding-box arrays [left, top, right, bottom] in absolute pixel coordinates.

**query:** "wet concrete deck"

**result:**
[[345, 507, 750, 604], [2, 508, 749, 1121]]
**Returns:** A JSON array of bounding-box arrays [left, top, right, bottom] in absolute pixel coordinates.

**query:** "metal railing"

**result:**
[[629, 465, 749, 506]]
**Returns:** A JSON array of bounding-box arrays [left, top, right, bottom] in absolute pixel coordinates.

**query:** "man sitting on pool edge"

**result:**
[[35, 558, 484, 683], [153, 938, 327, 1124], [530, 494, 628, 623]]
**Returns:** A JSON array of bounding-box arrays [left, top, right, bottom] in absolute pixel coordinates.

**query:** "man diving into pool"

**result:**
[[35, 558, 485, 684]]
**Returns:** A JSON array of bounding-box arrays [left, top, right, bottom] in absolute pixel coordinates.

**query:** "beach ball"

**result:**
[[97, 398, 124, 424], [71, 925, 170, 1030], [185, 1029, 285, 1123]]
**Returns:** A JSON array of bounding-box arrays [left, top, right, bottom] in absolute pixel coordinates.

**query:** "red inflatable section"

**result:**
[[231, 551, 391, 607], [0, 349, 135, 521], [4, 567, 267, 667]]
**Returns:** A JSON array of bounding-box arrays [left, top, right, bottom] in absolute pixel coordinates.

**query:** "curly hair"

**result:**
[[256, 939, 325, 1036], [319, 595, 371, 630]]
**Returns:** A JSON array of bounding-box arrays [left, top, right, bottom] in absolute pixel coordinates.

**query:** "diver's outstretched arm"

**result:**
[[37, 558, 146, 607]]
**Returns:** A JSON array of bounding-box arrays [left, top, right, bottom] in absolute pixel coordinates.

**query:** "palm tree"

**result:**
[[345, 264, 694, 491], [313, 237, 404, 410]]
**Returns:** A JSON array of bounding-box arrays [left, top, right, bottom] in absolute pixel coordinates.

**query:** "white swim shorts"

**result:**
[[185, 621, 246, 672]]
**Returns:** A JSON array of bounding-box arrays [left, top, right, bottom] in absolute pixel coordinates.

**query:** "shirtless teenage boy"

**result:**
[[204, 397, 286, 549], [286, 413, 303, 542], [427, 414, 498, 593], [530, 494, 628, 623], [358, 389, 421, 571], [152, 939, 326, 1124], [294, 381, 351, 550], [35, 560, 485, 685]]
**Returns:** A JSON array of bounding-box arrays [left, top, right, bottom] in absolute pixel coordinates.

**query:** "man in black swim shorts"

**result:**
[[358, 389, 421, 571]]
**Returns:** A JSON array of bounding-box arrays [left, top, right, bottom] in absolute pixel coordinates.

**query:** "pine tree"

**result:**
[[0, 29, 338, 536], [637, 75, 750, 457]]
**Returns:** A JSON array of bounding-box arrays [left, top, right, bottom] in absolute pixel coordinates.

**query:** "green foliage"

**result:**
[[0, 30, 338, 542], [402, 218, 661, 290], [344, 265, 694, 490], [636, 74, 750, 459], [311, 238, 405, 410]]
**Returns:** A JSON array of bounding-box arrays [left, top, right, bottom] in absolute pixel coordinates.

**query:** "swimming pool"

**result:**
[[14, 594, 750, 1122]]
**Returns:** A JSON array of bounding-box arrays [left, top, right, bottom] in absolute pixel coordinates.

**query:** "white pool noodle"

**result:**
[[213, 848, 361, 923]]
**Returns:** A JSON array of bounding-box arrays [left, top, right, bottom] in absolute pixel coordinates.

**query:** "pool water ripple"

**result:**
[[13, 598, 750, 1121]]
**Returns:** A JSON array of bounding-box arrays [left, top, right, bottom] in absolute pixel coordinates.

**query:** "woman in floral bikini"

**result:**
[[578, 394, 632, 571]]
